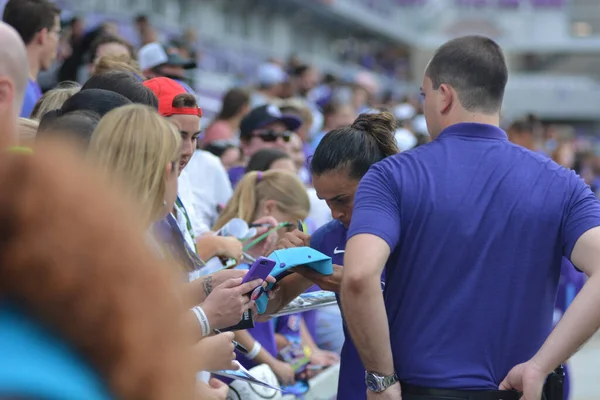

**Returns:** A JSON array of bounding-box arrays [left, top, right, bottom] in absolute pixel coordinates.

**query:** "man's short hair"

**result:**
[[425, 35, 508, 114], [2, 0, 60, 45], [89, 33, 135, 64]]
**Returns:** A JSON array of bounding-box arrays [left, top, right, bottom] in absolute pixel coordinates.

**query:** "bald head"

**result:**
[[0, 22, 28, 101], [0, 22, 28, 147]]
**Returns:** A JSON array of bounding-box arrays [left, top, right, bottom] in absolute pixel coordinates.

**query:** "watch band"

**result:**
[[366, 371, 399, 393]]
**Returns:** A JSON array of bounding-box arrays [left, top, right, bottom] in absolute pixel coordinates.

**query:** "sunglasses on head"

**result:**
[[253, 130, 292, 143]]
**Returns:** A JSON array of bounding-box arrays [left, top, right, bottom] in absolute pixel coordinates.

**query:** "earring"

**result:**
[[163, 200, 167, 207]]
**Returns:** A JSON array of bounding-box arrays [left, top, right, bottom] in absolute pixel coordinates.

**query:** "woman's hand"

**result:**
[[270, 360, 296, 386], [276, 229, 311, 250], [201, 277, 263, 329], [214, 236, 243, 261], [309, 348, 339, 367], [293, 264, 343, 293], [245, 216, 280, 258], [196, 378, 229, 400], [196, 235, 242, 262], [194, 332, 237, 371]]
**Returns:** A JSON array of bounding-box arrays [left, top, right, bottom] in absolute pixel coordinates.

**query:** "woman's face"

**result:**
[[288, 134, 305, 170], [255, 200, 305, 238], [312, 169, 359, 229], [162, 162, 179, 220], [169, 115, 201, 174], [220, 147, 241, 170]]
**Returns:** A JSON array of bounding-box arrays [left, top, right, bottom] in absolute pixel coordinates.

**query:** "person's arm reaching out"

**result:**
[[501, 179, 600, 400], [340, 162, 402, 397]]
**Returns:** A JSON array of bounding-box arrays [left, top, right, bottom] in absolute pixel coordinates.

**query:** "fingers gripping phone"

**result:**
[[242, 257, 276, 299]]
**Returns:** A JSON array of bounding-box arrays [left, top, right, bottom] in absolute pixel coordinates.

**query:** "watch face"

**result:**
[[365, 373, 381, 392]]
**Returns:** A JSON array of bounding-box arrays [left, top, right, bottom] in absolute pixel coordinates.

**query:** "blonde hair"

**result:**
[[214, 170, 310, 230], [93, 54, 143, 77], [18, 117, 38, 146], [88, 104, 181, 227], [30, 82, 80, 121]]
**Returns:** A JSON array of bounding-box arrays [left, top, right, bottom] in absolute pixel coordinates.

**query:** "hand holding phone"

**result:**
[[242, 256, 277, 299]]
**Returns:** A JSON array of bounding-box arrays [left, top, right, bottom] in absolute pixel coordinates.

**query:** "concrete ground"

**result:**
[[570, 332, 600, 400]]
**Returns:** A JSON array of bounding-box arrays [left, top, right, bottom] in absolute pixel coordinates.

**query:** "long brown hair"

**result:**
[[0, 141, 196, 400]]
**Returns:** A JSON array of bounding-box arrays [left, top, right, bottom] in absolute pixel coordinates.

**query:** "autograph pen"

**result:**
[[213, 328, 248, 354]]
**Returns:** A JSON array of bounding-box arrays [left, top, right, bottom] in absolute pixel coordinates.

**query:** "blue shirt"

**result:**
[[0, 304, 113, 400], [348, 122, 600, 390], [311, 220, 367, 398], [20, 79, 42, 118]]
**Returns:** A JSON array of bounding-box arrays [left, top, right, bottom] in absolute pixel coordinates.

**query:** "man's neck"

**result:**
[[450, 112, 501, 129], [26, 49, 40, 82]]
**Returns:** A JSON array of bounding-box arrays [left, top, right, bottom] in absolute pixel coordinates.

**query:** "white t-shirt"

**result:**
[[179, 150, 233, 235], [307, 187, 332, 230]]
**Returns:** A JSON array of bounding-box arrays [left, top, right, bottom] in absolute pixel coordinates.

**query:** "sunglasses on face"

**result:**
[[253, 130, 292, 143]]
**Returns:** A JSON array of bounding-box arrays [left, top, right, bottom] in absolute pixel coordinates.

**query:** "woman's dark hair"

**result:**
[[204, 141, 238, 158], [246, 148, 291, 173], [216, 88, 249, 120], [60, 89, 132, 117], [37, 89, 130, 144], [311, 111, 399, 180], [37, 110, 101, 146], [172, 93, 198, 109], [82, 72, 158, 109]]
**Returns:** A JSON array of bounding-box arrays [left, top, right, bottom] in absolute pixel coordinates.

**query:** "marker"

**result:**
[[249, 223, 272, 228], [242, 252, 256, 263], [297, 219, 304, 232], [213, 328, 248, 354]]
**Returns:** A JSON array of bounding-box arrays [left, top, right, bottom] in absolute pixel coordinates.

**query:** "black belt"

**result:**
[[402, 383, 521, 400]]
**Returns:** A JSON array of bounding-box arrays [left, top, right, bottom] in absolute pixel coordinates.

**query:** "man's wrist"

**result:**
[[365, 371, 399, 393], [530, 353, 557, 375]]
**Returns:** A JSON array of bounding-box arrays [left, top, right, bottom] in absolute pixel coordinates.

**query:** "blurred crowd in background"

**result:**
[[1, 0, 599, 398], [29, 3, 600, 200]]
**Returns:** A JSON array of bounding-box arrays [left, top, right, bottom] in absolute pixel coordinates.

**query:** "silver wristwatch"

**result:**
[[365, 371, 399, 393]]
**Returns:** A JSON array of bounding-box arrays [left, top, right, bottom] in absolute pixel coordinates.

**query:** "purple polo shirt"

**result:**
[[311, 220, 369, 398], [20, 79, 42, 118], [348, 122, 600, 389]]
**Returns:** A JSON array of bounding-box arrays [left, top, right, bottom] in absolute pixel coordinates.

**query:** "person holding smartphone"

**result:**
[[265, 111, 399, 398]]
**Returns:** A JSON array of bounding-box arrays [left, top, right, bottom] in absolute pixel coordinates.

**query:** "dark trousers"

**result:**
[[401, 383, 521, 400]]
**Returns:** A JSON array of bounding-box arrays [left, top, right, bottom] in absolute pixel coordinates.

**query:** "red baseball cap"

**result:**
[[143, 77, 203, 118]]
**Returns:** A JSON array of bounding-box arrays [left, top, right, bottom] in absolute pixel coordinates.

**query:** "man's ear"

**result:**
[[36, 28, 49, 46], [438, 83, 454, 114], [0, 78, 15, 108]]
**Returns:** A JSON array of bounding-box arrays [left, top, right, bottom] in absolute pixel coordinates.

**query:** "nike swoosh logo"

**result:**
[[333, 247, 345, 254]]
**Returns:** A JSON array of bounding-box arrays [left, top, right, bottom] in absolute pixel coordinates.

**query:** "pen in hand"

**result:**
[[214, 328, 248, 354]]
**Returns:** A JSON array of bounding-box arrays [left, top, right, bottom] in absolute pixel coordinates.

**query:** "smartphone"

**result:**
[[242, 257, 276, 298]]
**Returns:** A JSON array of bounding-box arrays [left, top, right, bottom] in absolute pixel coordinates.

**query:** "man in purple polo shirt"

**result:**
[[341, 35, 600, 400], [2, 0, 61, 118]]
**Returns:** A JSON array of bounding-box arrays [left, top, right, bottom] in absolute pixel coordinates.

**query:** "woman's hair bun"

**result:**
[[351, 110, 397, 137]]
